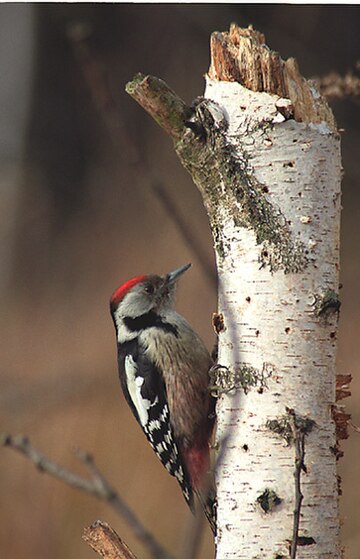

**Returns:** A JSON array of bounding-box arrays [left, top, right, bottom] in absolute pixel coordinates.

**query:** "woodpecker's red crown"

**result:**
[[110, 275, 147, 309]]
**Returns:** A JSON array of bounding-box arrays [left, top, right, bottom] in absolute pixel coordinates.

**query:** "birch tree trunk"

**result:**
[[205, 26, 342, 559], [126, 23, 345, 559]]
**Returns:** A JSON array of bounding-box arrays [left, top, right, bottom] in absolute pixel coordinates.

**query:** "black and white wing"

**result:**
[[117, 339, 194, 509]]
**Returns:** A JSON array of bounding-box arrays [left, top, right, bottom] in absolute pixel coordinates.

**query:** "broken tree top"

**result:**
[[125, 23, 337, 142], [208, 23, 336, 129]]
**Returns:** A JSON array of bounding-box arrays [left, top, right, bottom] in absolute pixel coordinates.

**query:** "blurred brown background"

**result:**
[[0, 4, 359, 559]]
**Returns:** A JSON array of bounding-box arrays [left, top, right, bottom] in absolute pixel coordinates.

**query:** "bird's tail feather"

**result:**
[[194, 487, 217, 535]]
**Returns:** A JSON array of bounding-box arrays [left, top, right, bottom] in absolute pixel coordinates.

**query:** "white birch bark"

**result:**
[[125, 24, 343, 559], [204, 79, 342, 558]]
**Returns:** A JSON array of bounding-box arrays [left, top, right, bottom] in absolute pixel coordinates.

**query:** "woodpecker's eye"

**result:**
[[145, 283, 155, 295]]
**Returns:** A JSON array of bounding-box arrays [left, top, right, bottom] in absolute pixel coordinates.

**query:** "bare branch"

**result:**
[[350, 422, 360, 434], [2, 434, 99, 492], [288, 411, 305, 559], [316, 66, 360, 101], [83, 520, 138, 559], [125, 73, 190, 141], [1, 434, 174, 559], [287, 410, 316, 559]]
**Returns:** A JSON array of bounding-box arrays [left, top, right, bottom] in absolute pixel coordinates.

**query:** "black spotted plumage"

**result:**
[[117, 338, 194, 509]]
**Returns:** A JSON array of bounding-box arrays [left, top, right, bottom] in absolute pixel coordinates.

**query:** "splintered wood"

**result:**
[[208, 23, 336, 128]]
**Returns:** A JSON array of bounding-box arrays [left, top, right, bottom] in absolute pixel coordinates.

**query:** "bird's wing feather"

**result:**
[[117, 339, 194, 508]]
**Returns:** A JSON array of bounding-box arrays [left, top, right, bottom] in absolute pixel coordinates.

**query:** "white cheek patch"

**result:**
[[115, 311, 137, 343], [125, 355, 151, 427]]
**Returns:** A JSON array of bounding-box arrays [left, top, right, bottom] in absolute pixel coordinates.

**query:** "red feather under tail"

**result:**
[[182, 443, 216, 534]]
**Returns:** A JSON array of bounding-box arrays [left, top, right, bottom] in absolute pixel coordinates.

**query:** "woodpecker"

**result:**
[[110, 264, 215, 527]]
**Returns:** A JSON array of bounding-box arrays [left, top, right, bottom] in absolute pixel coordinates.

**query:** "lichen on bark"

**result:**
[[209, 361, 274, 396], [175, 99, 308, 272], [256, 488, 283, 513]]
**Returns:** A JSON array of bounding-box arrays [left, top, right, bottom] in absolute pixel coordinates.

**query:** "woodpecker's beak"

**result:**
[[166, 263, 191, 284]]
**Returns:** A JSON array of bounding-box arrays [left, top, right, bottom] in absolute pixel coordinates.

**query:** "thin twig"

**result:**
[[288, 411, 306, 559], [2, 434, 174, 559], [349, 421, 360, 433], [316, 65, 360, 101]]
